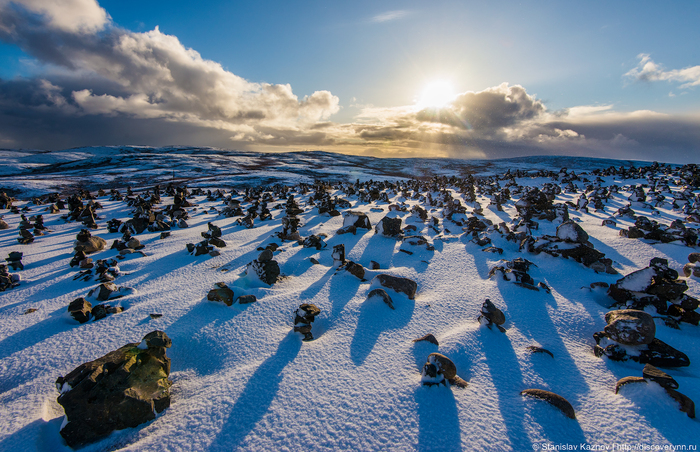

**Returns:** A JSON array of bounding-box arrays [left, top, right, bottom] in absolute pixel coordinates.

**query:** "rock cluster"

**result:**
[[294, 304, 320, 341], [608, 258, 700, 325], [615, 364, 695, 418], [246, 250, 281, 285], [56, 331, 172, 447], [477, 299, 506, 332], [593, 309, 690, 368], [488, 257, 549, 292]]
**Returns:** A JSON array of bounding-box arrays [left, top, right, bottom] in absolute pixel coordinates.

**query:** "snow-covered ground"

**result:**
[[0, 149, 698, 451]]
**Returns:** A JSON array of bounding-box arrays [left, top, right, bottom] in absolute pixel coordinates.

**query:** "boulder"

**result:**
[[74, 236, 107, 254], [236, 295, 257, 304], [55, 331, 172, 448], [604, 309, 656, 345], [343, 211, 371, 229], [371, 274, 417, 300], [345, 261, 365, 280], [246, 258, 281, 285], [556, 220, 589, 243], [376, 216, 402, 237], [67, 297, 92, 323], [479, 299, 506, 326], [642, 364, 678, 389], [520, 389, 576, 419], [88, 282, 119, 302]]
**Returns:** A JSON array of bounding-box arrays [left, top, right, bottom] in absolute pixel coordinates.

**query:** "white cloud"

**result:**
[[625, 54, 700, 88], [370, 10, 410, 23], [0, 0, 108, 33]]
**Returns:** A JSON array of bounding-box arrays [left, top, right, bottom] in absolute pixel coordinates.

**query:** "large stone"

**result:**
[[88, 282, 119, 302], [556, 220, 589, 243], [480, 299, 505, 325], [343, 211, 371, 229], [520, 389, 576, 419], [247, 259, 281, 285], [604, 309, 656, 346], [376, 216, 402, 237], [55, 331, 172, 448], [74, 236, 107, 254], [372, 274, 417, 300], [664, 388, 696, 418], [367, 288, 394, 309], [207, 283, 235, 306]]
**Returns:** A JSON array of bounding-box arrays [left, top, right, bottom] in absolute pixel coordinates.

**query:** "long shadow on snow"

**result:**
[[357, 233, 399, 271], [208, 331, 302, 451], [350, 291, 415, 366], [414, 385, 461, 451], [478, 326, 535, 451], [166, 298, 244, 377]]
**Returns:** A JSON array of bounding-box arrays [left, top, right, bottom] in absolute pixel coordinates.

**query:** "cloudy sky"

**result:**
[[0, 0, 699, 162]]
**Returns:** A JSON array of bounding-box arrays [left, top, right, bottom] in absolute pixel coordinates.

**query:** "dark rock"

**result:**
[[664, 388, 696, 418], [258, 249, 274, 262], [376, 216, 402, 236], [294, 303, 320, 341], [207, 282, 234, 306], [526, 346, 554, 358], [332, 244, 345, 263], [372, 274, 417, 300], [639, 338, 691, 368], [370, 261, 380, 270], [413, 334, 439, 346], [367, 288, 394, 309], [74, 235, 107, 254], [520, 389, 576, 419], [302, 235, 327, 250], [336, 225, 356, 235], [642, 364, 679, 389], [604, 310, 656, 345], [345, 261, 365, 279], [68, 297, 92, 323], [88, 282, 119, 302], [343, 211, 371, 229], [421, 353, 457, 384], [556, 220, 589, 243], [55, 331, 172, 448], [246, 258, 281, 285], [237, 295, 257, 304]]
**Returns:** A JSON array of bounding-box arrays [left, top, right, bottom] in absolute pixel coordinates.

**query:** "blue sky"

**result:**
[[0, 0, 699, 161]]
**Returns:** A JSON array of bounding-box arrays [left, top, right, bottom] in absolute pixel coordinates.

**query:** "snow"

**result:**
[[0, 150, 699, 451]]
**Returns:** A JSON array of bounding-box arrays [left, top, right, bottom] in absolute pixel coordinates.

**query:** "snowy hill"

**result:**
[[0, 149, 698, 451]]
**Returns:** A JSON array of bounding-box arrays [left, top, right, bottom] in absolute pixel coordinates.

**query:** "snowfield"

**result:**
[[0, 148, 698, 451]]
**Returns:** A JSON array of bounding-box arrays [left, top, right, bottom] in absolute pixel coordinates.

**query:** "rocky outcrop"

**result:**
[[56, 331, 173, 448]]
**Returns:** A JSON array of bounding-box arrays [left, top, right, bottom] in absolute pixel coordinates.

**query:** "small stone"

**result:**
[[258, 249, 274, 262], [207, 283, 234, 306], [520, 389, 576, 419], [23, 308, 38, 315], [526, 346, 554, 358], [237, 295, 257, 304], [480, 299, 506, 325], [367, 288, 394, 309], [412, 334, 439, 346], [310, 258, 320, 265], [370, 261, 380, 270], [345, 261, 365, 279], [149, 313, 163, 319], [615, 376, 647, 394]]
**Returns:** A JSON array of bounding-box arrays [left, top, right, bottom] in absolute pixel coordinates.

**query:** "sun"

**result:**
[[416, 80, 456, 109]]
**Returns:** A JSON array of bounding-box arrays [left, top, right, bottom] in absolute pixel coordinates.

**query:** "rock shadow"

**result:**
[[208, 331, 302, 450], [415, 384, 461, 451]]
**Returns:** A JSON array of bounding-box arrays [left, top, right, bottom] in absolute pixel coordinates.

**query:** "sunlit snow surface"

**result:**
[[0, 147, 698, 451]]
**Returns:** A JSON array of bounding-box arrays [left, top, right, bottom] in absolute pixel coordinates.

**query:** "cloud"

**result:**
[[370, 10, 411, 23], [0, 0, 339, 146], [625, 54, 700, 88]]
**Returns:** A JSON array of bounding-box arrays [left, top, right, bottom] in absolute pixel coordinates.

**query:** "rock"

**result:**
[[526, 346, 554, 358], [372, 274, 417, 300], [309, 258, 320, 265], [688, 252, 700, 263], [336, 225, 356, 235], [343, 211, 371, 229], [209, 237, 227, 248], [640, 338, 691, 368], [294, 303, 320, 341], [421, 353, 458, 386], [207, 282, 235, 306], [237, 295, 257, 304], [367, 288, 394, 309], [604, 309, 656, 346], [246, 258, 281, 285], [126, 237, 142, 249], [642, 364, 679, 389], [88, 282, 119, 302], [302, 235, 327, 250], [376, 216, 402, 236], [258, 249, 274, 262], [68, 297, 92, 323], [74, 236, 107, 254], [556, 220, 589, 243], [345, 261, 365, 279], [370, 261, 380, 270], [664, 388, 696, 418], [413, 334, 439, 346], [479, 299, 506, 326], [615, 376, 647, 393], [332, 244, 345, 264], [0, 219, 8, 229], [55, 331, 172, 448], [520, 389, 576, 419]]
